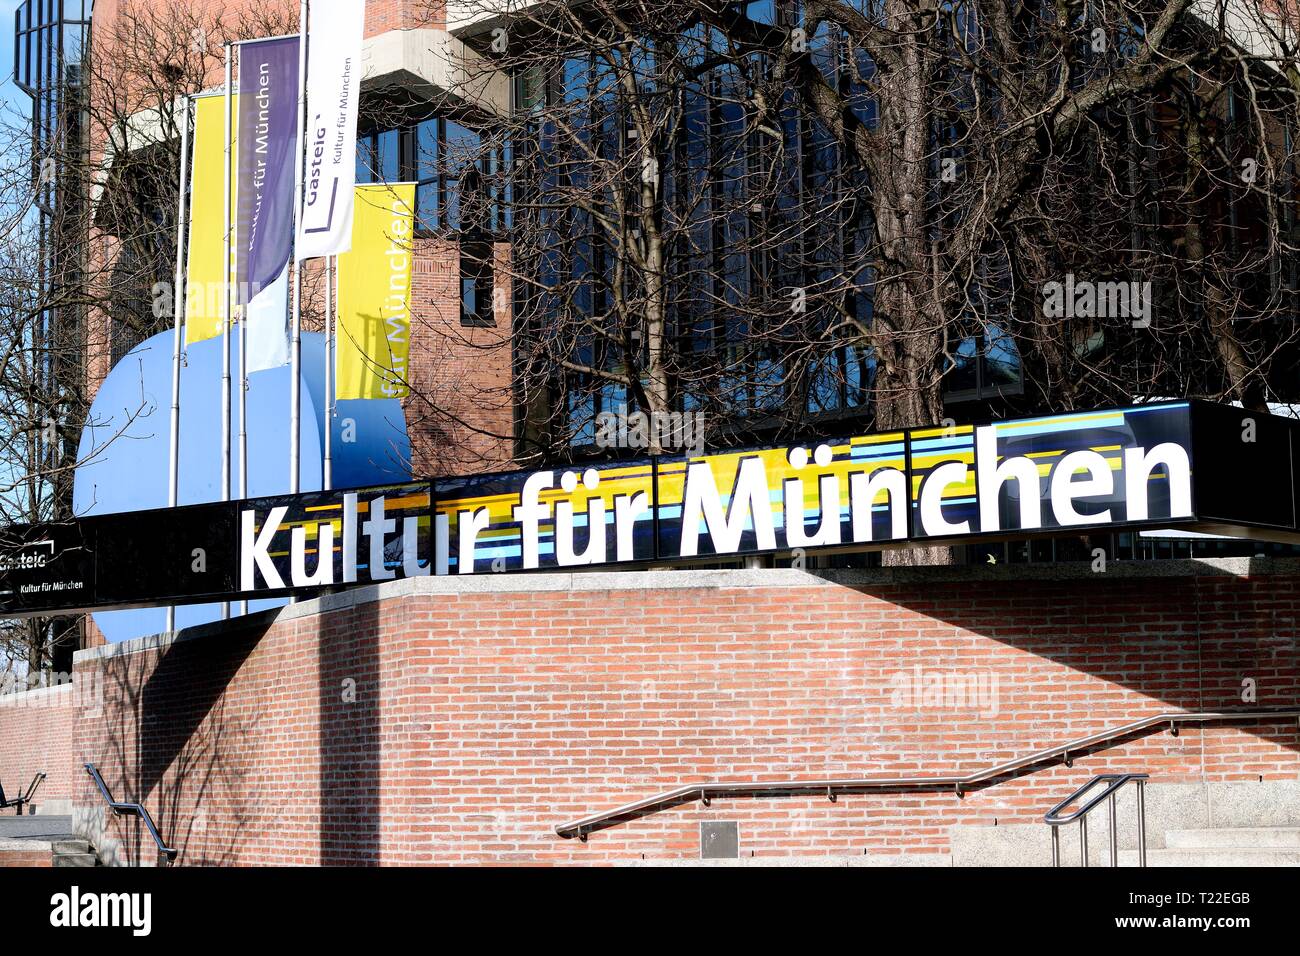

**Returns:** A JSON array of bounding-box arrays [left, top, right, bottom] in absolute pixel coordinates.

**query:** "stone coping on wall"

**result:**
[[72, 556, 1300, 665], [0, 679, 77, 709]]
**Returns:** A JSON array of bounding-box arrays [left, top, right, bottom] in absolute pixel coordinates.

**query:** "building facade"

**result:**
[[0, 0, 1298, 867], [83, 0, 517, 479]]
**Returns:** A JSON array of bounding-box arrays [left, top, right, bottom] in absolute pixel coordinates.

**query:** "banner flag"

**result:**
[[185, 94, 237, 344], [297, 0, 365, 260], [245, 265, 290, 373], [336, 183, 415, 400], [232, 35, 299, 373], [235, 35, 300, 308]]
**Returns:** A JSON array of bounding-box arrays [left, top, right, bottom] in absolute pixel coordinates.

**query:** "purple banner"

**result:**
[[235, 36, 300, 306]]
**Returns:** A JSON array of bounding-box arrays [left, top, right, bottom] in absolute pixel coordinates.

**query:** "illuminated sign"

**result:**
[[239, 484, 430, 591], [434, 401, 1209, 573], [1, 401, 1296, 618]]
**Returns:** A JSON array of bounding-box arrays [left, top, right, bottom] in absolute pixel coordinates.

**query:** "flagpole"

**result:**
[[237, 61, 248, 507], [324, 255, 333, 490], [165, 95, 193, 636], [289, 0, 308, 495], [221, 42, 233, 621], [236, 41, 249, 618]]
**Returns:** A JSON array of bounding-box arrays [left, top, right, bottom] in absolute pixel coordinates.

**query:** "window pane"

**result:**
[[982, 326, 1023, 391], [377, 128, 400, 182], [460, 240, 494, 326], [355, 135, 375, 183], [461, 276, 477, 317], [417, 180, 439, 231], [444, 177, 460, 230], [946, 337, 980, 394], [416, 118, 439, 179], [444, 120, 479, 172]]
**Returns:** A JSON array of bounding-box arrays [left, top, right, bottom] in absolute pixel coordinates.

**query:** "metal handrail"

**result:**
[[22, 771, 45, 810], [554, 708, 1300, 840], [0, 771, 45, 815], [1045, 773, 1149, 867], [84, 764, 177, 864]]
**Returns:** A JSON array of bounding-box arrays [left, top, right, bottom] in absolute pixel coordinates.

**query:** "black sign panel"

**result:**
[[1191, 402, 1298, 532], [0, 520, 94, 613], [91, 502, 236, 605], [239, 482, 431, 597], [1, 401, 1297, 619]]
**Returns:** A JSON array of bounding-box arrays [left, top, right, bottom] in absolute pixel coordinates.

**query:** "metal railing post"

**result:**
[[1108, 791, 1118, 866], [1137, 779, 1148, 867], [1045, 773, 1152, 868]]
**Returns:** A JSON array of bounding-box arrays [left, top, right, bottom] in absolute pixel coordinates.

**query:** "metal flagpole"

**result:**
[[323, 255, 332, 490], [165, 96, 193, 636], [221, 42, 233, 620], [236, 41, 248, 618], [289, 0, 308, 495]]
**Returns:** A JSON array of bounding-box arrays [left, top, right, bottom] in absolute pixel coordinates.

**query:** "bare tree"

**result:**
[[427, 0, 1300, 562], [0, 1, 298, 671], [441, 0, 1299, 428]]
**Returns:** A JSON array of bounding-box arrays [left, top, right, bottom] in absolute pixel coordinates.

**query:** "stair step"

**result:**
[[51, 839, 91, 855], [1166, 826, 1300, 849], [52, 853, 99, 867], [1119, 847, 1300, 867]]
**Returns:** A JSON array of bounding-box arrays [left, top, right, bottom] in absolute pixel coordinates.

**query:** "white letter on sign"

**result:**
[[1123, 443, 1193, 521], [976, 426, 1043, 532], [291, 523, 335, 587], [241, 506, 287, 591], [679, 456, 776, 557], [1050, 450, 1113, 526], [917, 462, 971, 537]]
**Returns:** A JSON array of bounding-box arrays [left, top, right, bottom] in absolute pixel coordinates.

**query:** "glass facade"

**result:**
[[355, 117, 509, 235], [507, 10, 895, 450], [12, 0, 92, 443], [498, 3, 1033, 452]]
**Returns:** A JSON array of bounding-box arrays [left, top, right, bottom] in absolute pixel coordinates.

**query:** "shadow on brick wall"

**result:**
[[840, 561, 1300, 767], [98, 618, 266, 865], [92, 590, 386, 864], [318, 594, 381, 864]]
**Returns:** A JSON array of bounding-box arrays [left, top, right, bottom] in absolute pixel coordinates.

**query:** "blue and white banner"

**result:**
[[297, 0, 365, 260], [235, 35, 300, 370], [244, 266, 290, 373]]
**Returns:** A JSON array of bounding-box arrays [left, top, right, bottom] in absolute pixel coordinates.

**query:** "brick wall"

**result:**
[[1, 560, 1296, 865], [406, 238, 514, 476], [0, 683, 81, 806]]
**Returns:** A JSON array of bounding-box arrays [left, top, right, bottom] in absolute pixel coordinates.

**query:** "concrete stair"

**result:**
[[1118, 826, 1300, 866], [51, 838, 100, 868], [950, 782, 1300, 866], [1166, 825, 1300, 848], [0, 815, 99, 867]]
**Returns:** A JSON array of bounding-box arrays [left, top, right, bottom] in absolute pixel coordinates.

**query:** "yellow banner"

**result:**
[[185, 94, 237, 344], [336, 183, 415, 399]]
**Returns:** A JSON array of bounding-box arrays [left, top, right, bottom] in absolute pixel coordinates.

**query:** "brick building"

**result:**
[[1, 0, 1297, 869], [85, 0, 517, 477], [2, 560, 1298, 865]]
